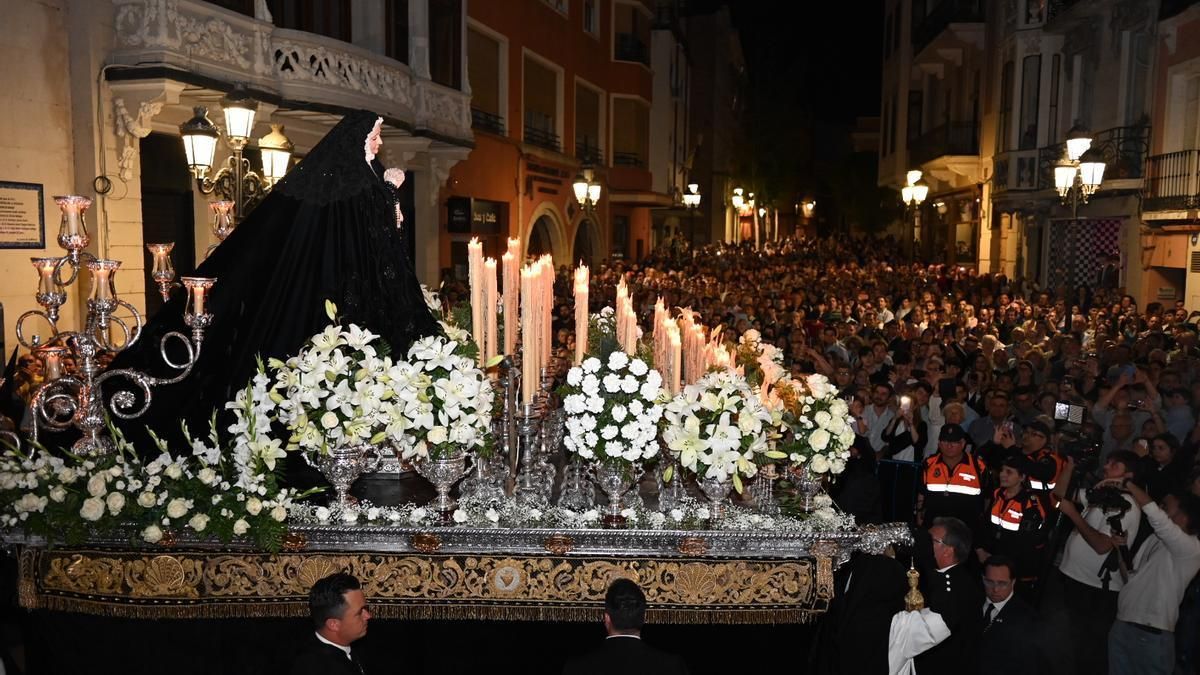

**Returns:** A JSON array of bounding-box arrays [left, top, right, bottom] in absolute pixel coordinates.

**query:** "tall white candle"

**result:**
[[467, 238, 485, 365], [484, 258, 498, 365], [574, 264, 589, 364], [521, 266, 535, 404]]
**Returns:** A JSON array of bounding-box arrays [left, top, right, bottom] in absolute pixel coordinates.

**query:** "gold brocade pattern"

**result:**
[[21, 547, 832, 623]]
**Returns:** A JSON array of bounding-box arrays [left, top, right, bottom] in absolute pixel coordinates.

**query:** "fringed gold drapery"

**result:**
[[19, 547, 833, 623]]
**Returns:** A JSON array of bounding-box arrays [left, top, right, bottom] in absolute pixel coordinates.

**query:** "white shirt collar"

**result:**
[[606, 633, 642, 640], [936, 563, 957, 574], [985, 592, 1013, 618], [315, 631, 352, 660]]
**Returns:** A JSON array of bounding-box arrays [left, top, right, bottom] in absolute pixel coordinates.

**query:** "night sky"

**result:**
[[693, 0, 884, 124]]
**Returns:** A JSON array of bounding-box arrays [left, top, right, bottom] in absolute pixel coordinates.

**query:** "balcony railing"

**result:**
[[576, 140, 602, 165], [1144, 151, 1200, 212], [911, 0, 984, 56], [524, 125, 560, 152], [615, 33, 648, 65], [471, 107, 505, 135], [613, 151, 645, 168], [110, 0, 473, 142], [909, 122, 978, 166], [1035, 125, 1149, 190], [1046, 0, 1087, 23]]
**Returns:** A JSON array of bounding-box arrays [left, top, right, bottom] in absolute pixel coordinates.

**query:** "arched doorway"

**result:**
[[529, 215, 555, 258], [523, 202, 569, 263], [572, 218, 600, 267]]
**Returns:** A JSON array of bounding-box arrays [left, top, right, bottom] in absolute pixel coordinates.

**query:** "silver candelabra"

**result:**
[[14, 195, 215, 456]]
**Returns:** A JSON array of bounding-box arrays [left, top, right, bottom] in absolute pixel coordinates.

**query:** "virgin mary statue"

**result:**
[[112, 110, 440, 444]]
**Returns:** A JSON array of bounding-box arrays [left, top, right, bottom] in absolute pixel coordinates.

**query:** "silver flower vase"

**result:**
[[791, 464, 822, 512], [699, 475, 732, 523], [416, 451, 469, 519], [311, 444, 381, 511], [595, 462, 637, 528]]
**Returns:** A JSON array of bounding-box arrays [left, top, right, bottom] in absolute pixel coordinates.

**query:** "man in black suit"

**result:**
[[291, 572, 372, 675], [913, 517, 984, 675], [562, 578, 689, 675], [820, 552, 906, 674], [978, 555, 1041, 675]]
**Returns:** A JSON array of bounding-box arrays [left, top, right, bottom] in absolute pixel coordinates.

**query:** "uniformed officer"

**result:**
[[977, 454, 1050, 599], [918, 423, 989, 533]]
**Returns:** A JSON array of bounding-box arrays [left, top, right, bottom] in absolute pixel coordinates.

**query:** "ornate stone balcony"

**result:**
[[109, 0, 472, 144]]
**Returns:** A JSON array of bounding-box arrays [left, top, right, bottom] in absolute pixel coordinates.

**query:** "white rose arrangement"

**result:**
[[560, 350, 665, 468], [662, 369, 774, 492], [777, 373, 856, 476], [0, 419, 302, 550]]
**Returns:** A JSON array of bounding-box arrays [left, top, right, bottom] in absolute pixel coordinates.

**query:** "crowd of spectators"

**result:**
[[518, 234, 1200, 675]]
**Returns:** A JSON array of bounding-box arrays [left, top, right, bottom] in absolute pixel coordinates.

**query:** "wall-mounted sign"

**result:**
[[0, 181, 45, 248], [446, 197, 505, 235], [447, 197, 472, 233]]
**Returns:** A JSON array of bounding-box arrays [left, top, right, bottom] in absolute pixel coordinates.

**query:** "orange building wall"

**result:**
[[442, 0, 658, 271]]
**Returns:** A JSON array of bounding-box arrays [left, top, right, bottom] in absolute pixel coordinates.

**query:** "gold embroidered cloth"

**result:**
[[17, 546, 834, 623]]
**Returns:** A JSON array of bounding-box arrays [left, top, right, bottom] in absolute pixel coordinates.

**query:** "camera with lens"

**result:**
[[1060, 426, 1101, 474], [1127, 399, 1144, 410]]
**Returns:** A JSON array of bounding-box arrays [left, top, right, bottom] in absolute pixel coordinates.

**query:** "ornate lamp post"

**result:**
[[572, 168, 602, 211], [682, 181, 701, 246], [1054, 123, 1107, 218], [901, 170, 929, 260], [179, 87, 293, 225]]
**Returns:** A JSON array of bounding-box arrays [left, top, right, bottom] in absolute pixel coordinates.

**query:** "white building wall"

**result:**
[[0, 0, 82, 353]]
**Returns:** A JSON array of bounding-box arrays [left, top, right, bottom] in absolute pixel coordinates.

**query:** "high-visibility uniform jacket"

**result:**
[[921, 452, 988, 530], [984, 487, 1050, 580]]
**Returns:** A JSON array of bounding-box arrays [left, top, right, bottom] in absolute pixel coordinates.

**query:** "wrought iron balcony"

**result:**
[[1046, 0, 1087, 23], [1034, 124, 1149, 191], [524, 125, 561, 152], [909, 122, 978, 166], [911, 0, 984, 56], [615, 33, 648, 65], [1145, 150, 1200, 212], [575, 140, 602, 165], [613, 151, 645, 168], [471, 107, 505, 136]]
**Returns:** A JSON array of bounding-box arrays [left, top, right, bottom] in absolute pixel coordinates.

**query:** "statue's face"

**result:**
[[365, 118, 383, 158]]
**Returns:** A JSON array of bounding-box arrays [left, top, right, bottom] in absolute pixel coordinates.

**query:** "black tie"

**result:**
[[984, 603, 995, 625]]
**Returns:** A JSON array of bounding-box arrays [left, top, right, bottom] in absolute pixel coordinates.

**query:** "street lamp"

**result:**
[[179, 87, 293, 223], [573, 168, 602, 211], [901, 169, 928, 260], [731, 187, 745, 211], [682, 182, 701, 247], [1054, 123, 1107, 217]]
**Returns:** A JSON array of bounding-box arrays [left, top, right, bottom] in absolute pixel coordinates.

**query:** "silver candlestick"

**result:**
[[15, 195, 214, 456], [514, 402, 546, 505]]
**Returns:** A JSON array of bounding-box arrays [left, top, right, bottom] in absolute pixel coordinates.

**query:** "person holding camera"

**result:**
[[979, 418, 1061, 495], [1051, 451, 1141, 675], [1104, 480, 1200, 674]]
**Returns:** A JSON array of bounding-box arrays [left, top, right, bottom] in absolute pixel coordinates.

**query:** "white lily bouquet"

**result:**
[[391, 334, 494, 462], [560, 350, 665, 468], [266, 301, 396, 457], [778, 373, 855, 476], [662, 369, 775, 493]]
